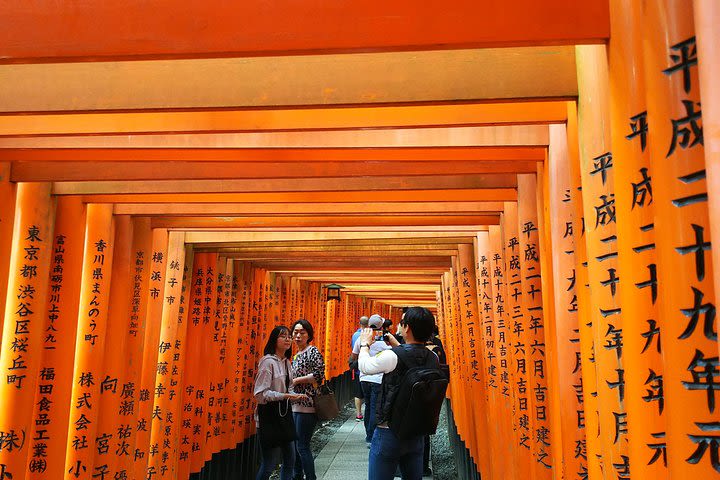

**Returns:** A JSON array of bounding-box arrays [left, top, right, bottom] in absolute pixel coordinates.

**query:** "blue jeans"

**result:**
[[294, 412, 318, 480], [256, 437, 295, 480], [361, 381, 381, 443], [368, 427, 424, 480]]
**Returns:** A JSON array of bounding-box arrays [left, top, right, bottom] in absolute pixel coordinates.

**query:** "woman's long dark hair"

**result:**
[[263, 325, 292, 359]]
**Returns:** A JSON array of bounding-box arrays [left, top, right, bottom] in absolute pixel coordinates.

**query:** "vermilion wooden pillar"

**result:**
[[93, 215, 133, 479], [133, 228, 169, 480], [0, 183, 54, 480], [643, 2, 717, 477], [223, 259, 239, 448], [0, 163, 16, 339], [181, 253, 215, 476], [517, 174, 553, 477], [456, 244, 485, 474], [237, 262, 253, 446], [546, 125, 587, 479], [63, 203, 115, 480], [26, 196, 84, 479], [576, 45, 629, 478], [500, 203, 529, 480], [692, 0, 720, 317], [121, 217, 153, 477], [609, 0, 668, 477], [165, 244, 193, 477], [567, 101, 602, 479], [148, 231, 186, 479]]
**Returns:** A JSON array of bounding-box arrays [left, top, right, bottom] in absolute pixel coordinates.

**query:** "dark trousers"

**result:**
[[361, 381, 381, 443], [423, 435, 430, 470], [293, 412, 318, 480], [256, 437, 295, 480], [368, 427, 424, 480]]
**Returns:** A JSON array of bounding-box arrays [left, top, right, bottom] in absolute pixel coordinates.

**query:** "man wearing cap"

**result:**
[[350, 314, 396, 447]]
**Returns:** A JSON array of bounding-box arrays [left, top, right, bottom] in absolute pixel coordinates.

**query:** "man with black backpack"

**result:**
[[358, 307, 449, 480]]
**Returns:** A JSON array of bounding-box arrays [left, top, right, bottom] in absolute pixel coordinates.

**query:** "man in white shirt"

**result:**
[[351, 314, 393, 447], [358, 307, 436, 480]]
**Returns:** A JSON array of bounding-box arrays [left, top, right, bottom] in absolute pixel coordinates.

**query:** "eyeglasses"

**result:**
[[278, 333, 291, 339]]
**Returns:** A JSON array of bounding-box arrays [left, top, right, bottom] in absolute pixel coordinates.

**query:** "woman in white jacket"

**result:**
[[254, 326, 308, 480]]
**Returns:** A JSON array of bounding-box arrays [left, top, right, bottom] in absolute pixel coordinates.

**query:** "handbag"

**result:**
[[313, 383, 340, 421], [257, 362, 297, 448]]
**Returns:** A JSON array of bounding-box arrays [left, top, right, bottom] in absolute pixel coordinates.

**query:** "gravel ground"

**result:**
[[271, 401, 458, 479], [430, 402, 458, 480]]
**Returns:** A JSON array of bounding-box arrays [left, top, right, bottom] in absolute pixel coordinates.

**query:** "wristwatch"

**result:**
[[360, 344, 370, 348]]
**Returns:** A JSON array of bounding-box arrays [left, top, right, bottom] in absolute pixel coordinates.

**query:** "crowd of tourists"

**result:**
[[253, 307, 448, 480]]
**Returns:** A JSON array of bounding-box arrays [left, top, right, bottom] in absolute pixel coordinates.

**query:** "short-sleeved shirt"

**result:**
[[353, 337, 392, 384], [351, 329, 362, 350]]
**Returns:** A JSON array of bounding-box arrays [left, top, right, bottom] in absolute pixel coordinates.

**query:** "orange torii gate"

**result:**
[[1, 2, 719, 480]]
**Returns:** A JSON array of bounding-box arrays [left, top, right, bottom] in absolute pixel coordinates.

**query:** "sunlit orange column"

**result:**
[[449, 260, 472, 459], [324, 298, 336, 380], [93, 215, 133, 480], [147, 231, 186, 479], [133, 228, 169, 480], [64, 203, 115, 480], [121, 217, 153, 478], [643, 2, 718, 477], [0, 183, 54, 480], [567, 101, 602, 479], [473, 233, 494, 474], [692, 0, 720, 306], [25, 196, 84, 479], [224, 259, 242, 449], [236, 262, 253, 446], [441, 272, 461, 444], [576, 45, 630, 478], [180, 252, 211, 477], [546, 125, 587, 479], [485, 225, 511, 479], [535, 160, 562, 480], [220, 259, 235, 451], [456, 244, 486, 475], [0, 163, 16, 338], [499, 203, 530, 480], [200, 256, 224, 462], [609, 0, 669, 477], [517, 174, 553, 477]]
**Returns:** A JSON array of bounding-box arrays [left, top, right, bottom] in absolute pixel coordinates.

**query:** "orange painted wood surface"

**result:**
[[643, 2, 718, 477], [546, 125, 587, 479], [0, 164, 16, 339], [26, 196, 85, 479], [132, 228, 169, 480], [609, 1, 668, 477], [63, 203, 115, 480], [93, 215, 134, 479], [0, 1, 607, 62], [0, 183, 55, 479], [694, 0, 720, 310]]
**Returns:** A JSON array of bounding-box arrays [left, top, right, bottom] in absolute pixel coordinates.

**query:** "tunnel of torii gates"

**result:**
[[0, 1, 718, 480]]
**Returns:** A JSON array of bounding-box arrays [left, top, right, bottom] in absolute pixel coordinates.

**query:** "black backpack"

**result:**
[[388, 345, 449, 440]]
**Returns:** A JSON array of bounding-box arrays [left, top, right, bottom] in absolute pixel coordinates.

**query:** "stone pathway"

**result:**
[[314, 416, 433, 480]]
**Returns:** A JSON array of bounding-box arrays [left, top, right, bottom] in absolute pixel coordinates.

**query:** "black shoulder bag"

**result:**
[[257, 360, 298, 448]]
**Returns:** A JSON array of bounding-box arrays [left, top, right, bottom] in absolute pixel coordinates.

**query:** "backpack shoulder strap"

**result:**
[[393, 344, 434, 369]]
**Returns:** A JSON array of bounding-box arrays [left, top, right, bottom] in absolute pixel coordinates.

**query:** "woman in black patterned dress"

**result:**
[[290, 319, 325, 480]]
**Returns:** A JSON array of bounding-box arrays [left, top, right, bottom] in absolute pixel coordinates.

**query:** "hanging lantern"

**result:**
[[325, 283, 344, 302]]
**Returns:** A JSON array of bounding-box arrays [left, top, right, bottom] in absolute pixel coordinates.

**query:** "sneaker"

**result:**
[[355, 414, 363, 422]]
